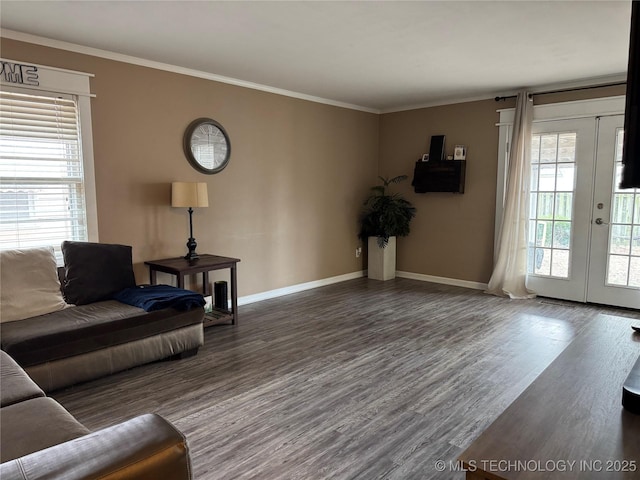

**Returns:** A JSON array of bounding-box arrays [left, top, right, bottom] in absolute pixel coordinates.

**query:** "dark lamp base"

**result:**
[[184, 237, 199, 261]]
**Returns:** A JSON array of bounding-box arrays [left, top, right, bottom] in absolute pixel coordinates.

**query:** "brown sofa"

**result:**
[[1, 298, 204, 392], [0, 242, 205, 392], [0, 350, 192, 479]]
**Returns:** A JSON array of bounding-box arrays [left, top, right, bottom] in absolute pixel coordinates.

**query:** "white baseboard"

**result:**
[[396, 271, 488, 291], [238, 271, 365, 306], [236, 270, 485, 307]]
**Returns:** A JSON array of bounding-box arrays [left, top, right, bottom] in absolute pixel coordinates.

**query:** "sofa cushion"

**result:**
[[0, 351, 44, 407], [0, 414, 192, 480], [0, 300, 204, 368], [0, 396, 90, 463], [0, 247, 68, 323], [61, 241, 136, 305]]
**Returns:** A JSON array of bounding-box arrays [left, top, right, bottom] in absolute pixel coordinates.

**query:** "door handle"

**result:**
[[594, 218, 609, 225]]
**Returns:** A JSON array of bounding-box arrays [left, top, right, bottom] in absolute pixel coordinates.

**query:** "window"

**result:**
[[0, 91, 88, 260]]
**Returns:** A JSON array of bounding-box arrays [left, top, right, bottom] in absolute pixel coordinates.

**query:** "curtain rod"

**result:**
[[494, 81, 626, 102]]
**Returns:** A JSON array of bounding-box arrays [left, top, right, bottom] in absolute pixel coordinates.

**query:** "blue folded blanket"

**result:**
[[114, 285, 205, 312]]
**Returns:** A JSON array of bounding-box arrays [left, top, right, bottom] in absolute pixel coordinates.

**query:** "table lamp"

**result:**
[[171, 182, 209, 260]]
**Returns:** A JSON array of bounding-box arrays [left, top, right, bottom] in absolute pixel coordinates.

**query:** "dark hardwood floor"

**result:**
[[53, 278, 640, 479]]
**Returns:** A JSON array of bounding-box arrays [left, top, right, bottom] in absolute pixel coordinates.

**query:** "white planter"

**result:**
[[367, 236, 396, 281]]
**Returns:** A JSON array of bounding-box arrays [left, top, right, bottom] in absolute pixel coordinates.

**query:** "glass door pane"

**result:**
[[528, 133, 576, 279], [607, 129, 640, 288]]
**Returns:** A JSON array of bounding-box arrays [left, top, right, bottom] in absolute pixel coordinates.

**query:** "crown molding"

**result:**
[[381, 73, 628, 114], [0, 29, 380, 114], [1, 29, 627, 117], [527, 73, 628, 96], [380, 92, 507, 114]]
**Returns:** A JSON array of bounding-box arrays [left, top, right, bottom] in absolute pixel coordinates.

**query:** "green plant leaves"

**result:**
[[358, 175, 416, 247]]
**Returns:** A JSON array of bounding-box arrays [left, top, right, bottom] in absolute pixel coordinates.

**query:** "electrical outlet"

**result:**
[[356, 247, 362, 258]]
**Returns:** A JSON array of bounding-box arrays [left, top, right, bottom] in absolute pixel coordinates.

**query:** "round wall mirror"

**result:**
[[183, 118, 231, 174]]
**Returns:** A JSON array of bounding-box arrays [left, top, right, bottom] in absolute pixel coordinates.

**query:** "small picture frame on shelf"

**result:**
[[421, 153, 429, 162], [454, 145, 467, 160]]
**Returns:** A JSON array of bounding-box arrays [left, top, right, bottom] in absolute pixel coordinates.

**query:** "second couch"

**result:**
[[0, 241, 205, 392]]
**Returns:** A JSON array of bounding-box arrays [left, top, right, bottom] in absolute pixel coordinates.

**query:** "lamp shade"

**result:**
[[171, 182, 209, 208]]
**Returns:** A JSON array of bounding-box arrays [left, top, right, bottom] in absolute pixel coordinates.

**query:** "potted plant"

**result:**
[[358, 175, 416, 280]]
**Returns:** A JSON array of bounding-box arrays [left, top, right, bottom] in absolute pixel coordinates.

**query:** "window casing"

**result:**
[[0, 61, 97, 262]]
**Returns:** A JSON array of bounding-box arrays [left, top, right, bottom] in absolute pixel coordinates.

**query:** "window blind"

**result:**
[[0, 91, 88, 260]]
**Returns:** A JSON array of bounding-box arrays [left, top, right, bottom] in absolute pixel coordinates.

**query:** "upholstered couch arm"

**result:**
[[0, 414, 191, 480]]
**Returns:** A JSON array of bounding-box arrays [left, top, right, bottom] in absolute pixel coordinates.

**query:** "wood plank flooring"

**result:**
[[52, 278, 640, 480]]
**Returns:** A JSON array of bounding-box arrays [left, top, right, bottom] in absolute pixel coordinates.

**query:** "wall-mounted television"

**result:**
[[411, 160, 466, 193], [621, 1, 639, 188]]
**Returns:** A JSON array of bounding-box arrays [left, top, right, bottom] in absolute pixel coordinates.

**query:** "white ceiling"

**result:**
[[0, 1, 632, 112]]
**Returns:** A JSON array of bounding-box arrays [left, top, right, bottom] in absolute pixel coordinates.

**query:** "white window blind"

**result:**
[[0, 90, 88, 260]]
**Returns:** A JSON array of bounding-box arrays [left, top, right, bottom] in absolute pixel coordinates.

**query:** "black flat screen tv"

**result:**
[[411, 160, 466, 193], [621, 1, 640, 188]]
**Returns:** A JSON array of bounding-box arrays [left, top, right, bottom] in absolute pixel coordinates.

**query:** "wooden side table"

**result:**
[[144, 254, 240, 327]]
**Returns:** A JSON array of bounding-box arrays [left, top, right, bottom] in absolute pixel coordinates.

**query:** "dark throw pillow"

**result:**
[[61, 241, 136, 305]]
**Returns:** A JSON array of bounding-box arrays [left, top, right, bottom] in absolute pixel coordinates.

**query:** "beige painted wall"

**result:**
[[1, 38, 379, 296], [379, 100, 501, 283]]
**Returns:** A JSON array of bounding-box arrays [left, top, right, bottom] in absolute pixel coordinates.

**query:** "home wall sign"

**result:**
[[0, 59, 94, 98], [0, 60, 39, 86]]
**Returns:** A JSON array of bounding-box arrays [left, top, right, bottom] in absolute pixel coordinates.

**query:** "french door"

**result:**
[[587, 116, 639, 308], [526, 118, 595, 302], [525, 115, 640, 309]]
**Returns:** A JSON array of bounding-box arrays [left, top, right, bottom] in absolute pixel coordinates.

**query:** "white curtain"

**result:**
[[486, 91, 536, 299]]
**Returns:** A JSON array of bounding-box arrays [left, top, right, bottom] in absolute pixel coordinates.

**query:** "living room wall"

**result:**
[[1, 37, 627, 293], [379, 100, 501, 284], [1, 38, 379, 297], [379, 85, 626, 285]]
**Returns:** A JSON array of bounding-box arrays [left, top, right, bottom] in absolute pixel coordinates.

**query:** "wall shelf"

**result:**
[[411, 160, 466, 193]]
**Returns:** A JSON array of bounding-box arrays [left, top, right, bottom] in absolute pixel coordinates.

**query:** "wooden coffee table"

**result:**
[[458, 314, 640, 479]]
